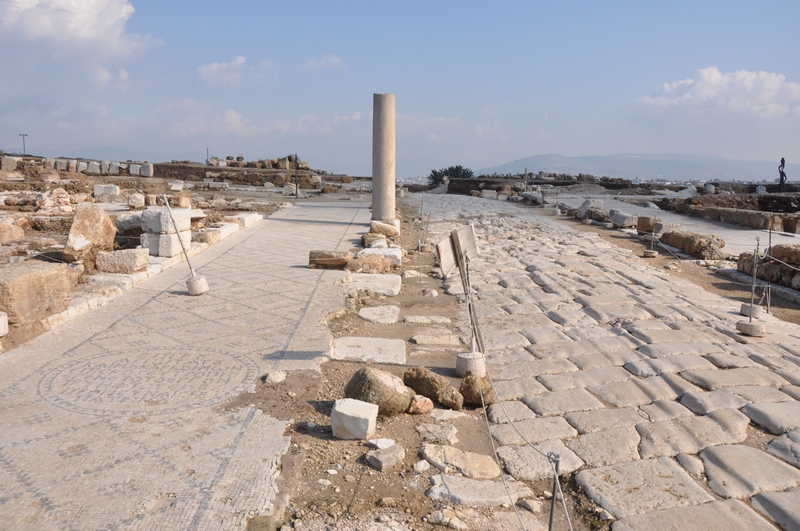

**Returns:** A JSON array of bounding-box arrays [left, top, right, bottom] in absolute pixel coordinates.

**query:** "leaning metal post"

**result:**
[[548, 453, 561, 531], [750, 238, 760, 323]]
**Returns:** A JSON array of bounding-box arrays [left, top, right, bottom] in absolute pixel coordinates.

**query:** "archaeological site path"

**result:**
[[0, 201, 370, 530]]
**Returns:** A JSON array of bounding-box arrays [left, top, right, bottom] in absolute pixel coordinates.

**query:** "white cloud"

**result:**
[[304, 54, 345, 71], [0, 0, 155, 57], [197, 56, 248, 86], [641, 66, 800, 119]]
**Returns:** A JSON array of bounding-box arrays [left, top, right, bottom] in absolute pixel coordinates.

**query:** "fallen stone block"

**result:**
[[576, 199, 602, 219], [94, 184, 120, 196], [610, 209, 637, 228], [308, 250, 352, 269], [140, 163, 154, 177], [129, 164, 141, 176], [140, 231, 191, 258], [366, 444, 405, 471], [0, 221, 25, 244], [128, 193, 145, 209], [344, 367, 415, 416], [1, 157, 18, 171], [330, 398, 378, 440], [702, 444, 800, 499], [426, 474, 532, 507], [62, 202, 117, 268], [421, 443, 501, 479], [416, 423, 458, 444], [576, 457, 714, 519], [357, 305, 399, 324], [369, 220, 399, 237], [346, 254, 394, 274], [140, 206, 192, 234], [357, 247, 402, 267], [95, 249, 150, 274], [0, 261, 71, 326]]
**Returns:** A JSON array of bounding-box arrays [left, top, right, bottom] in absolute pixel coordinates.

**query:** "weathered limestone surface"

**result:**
[[742, 401, 800, 434], [344, 367, 414, 416], [331, 398, 378, 440], [625, 354, 716, 377], [523, 388, 604, 416], [420, 444, 501, 479], [565, 407, 646, 434], [0, 261, 71, 325], [566, 426, 641, 467], [357, 305, 400, 324], [767, 430, 800, 467], [497, 440, 584, 481], [139, 231, 191, 258], [490, 417, 577, 446], [576, 457, 714, 519], [680, 390, 748, 414], [95, 249, 150, 274], [636, 409, 749, 458], [332, 337, 406, 365], [752, 487, 800, 531], [62, 202, 117, 268], [613, 499, 776, 531], [537, 366, 631, 391], [491, 377, 547, 400], [589, 373, 697, 407], [682, 368, 789, 390], [486, 401, 536, 424], [701, 444, 800, 499], [426, 474, 532, 507], [638, 342, 724, 358]]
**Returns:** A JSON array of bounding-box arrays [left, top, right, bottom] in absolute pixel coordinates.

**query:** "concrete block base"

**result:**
[[737, 320, 766, 337], [740, 304, 762, 319]]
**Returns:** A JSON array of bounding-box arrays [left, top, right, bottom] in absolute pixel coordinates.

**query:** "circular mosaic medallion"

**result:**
[[38, 348, 259, 416]]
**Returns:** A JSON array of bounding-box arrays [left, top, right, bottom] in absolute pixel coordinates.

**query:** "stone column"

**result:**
[[372, 93, 396, 221]]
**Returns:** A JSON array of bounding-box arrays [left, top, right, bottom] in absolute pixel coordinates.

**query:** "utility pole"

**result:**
[[19, 134, 27, 154]]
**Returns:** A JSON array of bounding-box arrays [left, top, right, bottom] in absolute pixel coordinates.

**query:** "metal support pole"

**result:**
[[294, 153, 299, 199], [548, 453, 561, 531], [749, 239, 760, 323], [162, 194, 196, 277], [767, 226, 773, 314], [19, 133, 27, 154]]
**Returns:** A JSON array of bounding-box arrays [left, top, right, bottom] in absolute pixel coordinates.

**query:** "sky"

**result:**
[[1, 1, 799, 178]]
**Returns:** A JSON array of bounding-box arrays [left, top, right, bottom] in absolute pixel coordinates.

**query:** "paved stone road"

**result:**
[[408, 194, 800, 530], [0, 201, 369, 530]]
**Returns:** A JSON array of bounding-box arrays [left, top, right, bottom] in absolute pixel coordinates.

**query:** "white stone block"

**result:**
[[169, 181, 184, 191], [1, 157, 17, 171], [94, 184, 120, 196], [87, 161, 101, 174], [235, 213, 262, 228], [0, 311, 8, 337], [141, 163, 154, 177], [480, 189, 497, 199], [77, 161, 88, 173], [96, 249, 150, 274], [216, 222, 240, 240], [108, 161, 119, 174], [357, 247, 402, 267], [129, 164, 141, 176], [140, 231, 191, 257], [55, 159, 68, 171], [101, 161, 110, 174], [43, 159, 55, 170], [331, 398, 378, 440], [140, 206, 192, 234]]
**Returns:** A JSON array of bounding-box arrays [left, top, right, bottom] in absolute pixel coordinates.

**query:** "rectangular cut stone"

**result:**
[[701, 445, 800, 499], [576, 457, 714, 519], [520, 327, 571, 345], [216, 222, 239, 240], [332, 337, 406, 364], [589, 373, 698, 407], [636, 409, 749, 458], [129, 163, 141, 175], [482, 329, 529, 351], [95, 249, 150, 274], [531, 335, 640, 359], [491, 377, 547, 400], [55, 159, 67, 171], [141, 206, 192, 234], [574, 294, 631, 307], [565, 407, 646, 434], [639, 342, 724, 358], [584, 304, 653, 324], [331, 398, 378, 440], [497, 440, 584, 481], [614, 499, 777, 531], [93, 184, 120, 196], [141, 163, 154, 177], [624, 354, 716, 377], [570, 349, 646, 370], [682, 368, 789, 390], [633, 328, 720, 344], [742, 402, 800, 434], [426, 474, 532, 507], [490, 358, 576, 381], [680, 390, 748, 414], [752, 487, 800, 531], [776, 369, 800, 385], [537, 366, 631, 391], [704, 352, 762, 369], [347, 274, 402, 296], [502, 302, 543, 315], [486, 401, 536, 424], [639, 400, 694, 422], [490, 417, 577, 446], [566, 426, 641, 467], [100, 160, 110, 174], [87, 161, 101, 174], [725, 385, 795, 403], [108, 161, 119, 174], [77, 161, 87, 172], [140, 231, 191, 258], [523, 388, 604, 416], [546, 309, 594, 327], [0, 311, 7, 337], [357, 247, 402, 266]]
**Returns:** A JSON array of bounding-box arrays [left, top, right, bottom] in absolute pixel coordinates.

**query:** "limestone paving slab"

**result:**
[[612, 499, 776, 531], [681, 367, 789, 390], [752, 487, 800, 530], [767, 430, 800, 468], [588, 373, 699, 407], [426, 474, 533, 507], [569, 349, 646, 370], [584, 304, 654, 324], [701, 444, 800, 499], [638, 400, 695, 422], [636, 409, 749, 458], [576, 457, 714, 519], [486, 400, 536, 424], [638, 341, 724, 358], [345, 273, 402, 296], [489, 358, 577, 381], [742, 401, 800, 434], [537, 366, 632, 391], [332, 337, 407, 364], [565, 407, 648, 434], [523, 388, 605, 416], [723, 385, 796, 403], [624, 354, 716, 377], [704, 352, 762, 369], [566, 426, 641, 467], [491, 377, 548, 400], [497, 440, 584, 482], [358, 305, 400, 324], [490, 417, 578, 446], [530, 335, 641, 359], [680, 390, 748, 414]]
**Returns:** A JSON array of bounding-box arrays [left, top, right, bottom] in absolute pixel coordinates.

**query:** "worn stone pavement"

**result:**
[[408, 194, 800, 530], [0, 201, 370, 530]]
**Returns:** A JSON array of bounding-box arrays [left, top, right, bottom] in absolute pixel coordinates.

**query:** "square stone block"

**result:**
[[140, 206, 192, 234], [140, 231, 191, 258], [141, 163, 154, 177], [129, 164, 141, 175], [93, 184, 120, 196], [331, 398, 378, 440]]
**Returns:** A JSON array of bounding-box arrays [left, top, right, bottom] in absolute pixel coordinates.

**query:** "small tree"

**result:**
[[427, 165, 474, 185]]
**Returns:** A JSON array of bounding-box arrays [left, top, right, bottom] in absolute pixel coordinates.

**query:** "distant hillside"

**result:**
[[477, 154, 800, 183]]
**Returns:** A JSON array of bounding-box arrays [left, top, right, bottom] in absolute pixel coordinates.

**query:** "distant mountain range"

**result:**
[[476, 154, 799, 183]]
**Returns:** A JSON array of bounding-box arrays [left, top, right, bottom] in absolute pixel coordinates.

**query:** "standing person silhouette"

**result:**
[[779, 157, 787, 192]]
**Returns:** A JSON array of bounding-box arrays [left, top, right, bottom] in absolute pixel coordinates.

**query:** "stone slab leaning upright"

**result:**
[[372, 93, 396, 222]]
